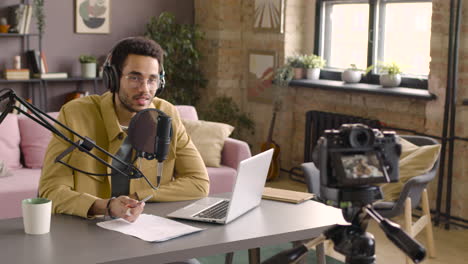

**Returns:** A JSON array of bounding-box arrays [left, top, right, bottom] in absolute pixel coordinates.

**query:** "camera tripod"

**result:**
[[262, 205, 426, 264]]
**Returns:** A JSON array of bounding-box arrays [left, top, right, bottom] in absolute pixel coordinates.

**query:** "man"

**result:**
[[39, 37, 209, 223]]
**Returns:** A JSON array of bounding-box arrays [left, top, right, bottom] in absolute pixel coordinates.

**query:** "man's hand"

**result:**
[[108, 196, 145, 222]]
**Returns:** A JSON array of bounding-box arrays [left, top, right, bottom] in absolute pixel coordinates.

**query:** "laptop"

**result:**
[[167, 149, 274, 224]]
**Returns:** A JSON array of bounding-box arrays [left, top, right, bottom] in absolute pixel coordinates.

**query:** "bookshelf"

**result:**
[[1, 1, 103, 111], [0, 0, 43, 107]]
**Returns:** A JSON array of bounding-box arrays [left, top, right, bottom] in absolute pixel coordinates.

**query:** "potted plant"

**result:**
[[378, 61, 402, 87], [79, 55, 97, 78], [287, 55, 305, 80], [303, 54, 326, 80], [341, 64, 373, 83], [145, 12, 206, 105], [274, 64, 294, 87]]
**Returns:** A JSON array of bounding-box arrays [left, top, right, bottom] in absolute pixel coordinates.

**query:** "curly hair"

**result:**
[[110, 36, 164, 77]]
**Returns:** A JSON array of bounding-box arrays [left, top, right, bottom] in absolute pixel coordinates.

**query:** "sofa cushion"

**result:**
[[206, 166, 237, 194], [381, 137, 441, 201], [182, 119, 234, 167], [176, 105, 198, 121], [18, 112, 59, 168], [0, 168, 42, 219], [0, 114, 22, 169]]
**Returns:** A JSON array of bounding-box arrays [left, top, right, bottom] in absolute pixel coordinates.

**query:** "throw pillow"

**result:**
[[0, 160, 13, 178], [0, 113, 22, 169], [381, 136, 441, 201], [18, 112, 59, 168], [182, 119, 234, 167]]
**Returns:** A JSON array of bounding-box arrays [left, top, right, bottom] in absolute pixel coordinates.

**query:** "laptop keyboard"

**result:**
[[194, 200, 230, 219]]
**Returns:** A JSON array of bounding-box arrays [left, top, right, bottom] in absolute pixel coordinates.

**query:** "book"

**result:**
[[26, 50, 40, 73], [33, 72, 68, 79], [4, 69, 30, 80], [262, 187, 314, 204], [8, 4, 27, 34], [23, 5, 33, 34], [40, 52, 49, 73], [26, 50, 47, 74]]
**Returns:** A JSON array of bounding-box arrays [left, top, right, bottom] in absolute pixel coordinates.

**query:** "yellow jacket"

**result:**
[[39, 92, 209, 218]]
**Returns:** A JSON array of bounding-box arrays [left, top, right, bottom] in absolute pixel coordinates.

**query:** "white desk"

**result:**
[[0, 195, 346, 264]]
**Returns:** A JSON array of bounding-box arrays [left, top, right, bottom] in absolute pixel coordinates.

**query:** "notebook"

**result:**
[[262, 187, 314, 204], [167, 149, 274, 224]]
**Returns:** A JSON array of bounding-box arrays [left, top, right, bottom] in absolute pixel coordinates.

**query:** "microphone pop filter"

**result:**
[[127, 108, 172, 160]]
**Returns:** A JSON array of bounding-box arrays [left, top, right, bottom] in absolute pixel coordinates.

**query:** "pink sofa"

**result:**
[[0, 106, 251, 219]]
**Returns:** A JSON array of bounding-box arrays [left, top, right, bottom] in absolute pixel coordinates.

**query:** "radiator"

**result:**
[[303, 111, 382, 162]]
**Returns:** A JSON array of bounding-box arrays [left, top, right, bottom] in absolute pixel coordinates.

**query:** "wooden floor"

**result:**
[[265, 174, 468, 264]]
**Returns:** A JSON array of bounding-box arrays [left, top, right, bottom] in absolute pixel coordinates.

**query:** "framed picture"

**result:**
[[75, 0, 110, 34], [253, 0, 284, 33], [247, 51, 277, 103]]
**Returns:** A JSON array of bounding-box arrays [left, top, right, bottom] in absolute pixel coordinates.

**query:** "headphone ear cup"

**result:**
[[103, 65, 120, 93]]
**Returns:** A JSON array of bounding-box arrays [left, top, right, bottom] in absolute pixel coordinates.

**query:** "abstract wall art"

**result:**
[[75, 0, 110, 34], [253, 0, 284, 33]]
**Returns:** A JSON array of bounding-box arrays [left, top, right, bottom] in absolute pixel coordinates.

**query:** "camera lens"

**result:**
[[349, 127, 374, 148]]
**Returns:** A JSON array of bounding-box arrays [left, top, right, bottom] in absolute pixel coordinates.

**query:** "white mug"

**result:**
[[22, 198, 52, 235]]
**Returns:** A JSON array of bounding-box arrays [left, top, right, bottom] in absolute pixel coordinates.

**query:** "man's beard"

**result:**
[[118, 91, 154, 113]]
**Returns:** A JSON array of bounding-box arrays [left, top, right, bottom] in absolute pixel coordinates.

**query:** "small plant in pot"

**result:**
[[79, 55, 97, 78], [341, 64, 373, 83], [378, 61, 402, 87], [286, 55, 305, 80], [303, 54, 326, 80]]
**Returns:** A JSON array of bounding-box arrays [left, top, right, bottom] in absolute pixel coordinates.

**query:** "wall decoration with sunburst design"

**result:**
[[254, 0, 284, 33]]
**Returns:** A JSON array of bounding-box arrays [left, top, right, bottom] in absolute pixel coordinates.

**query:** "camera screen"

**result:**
[[340, 152, 384, 179]]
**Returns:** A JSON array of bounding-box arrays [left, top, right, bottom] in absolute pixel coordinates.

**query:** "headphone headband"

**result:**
[[102, 37, 165, 95]]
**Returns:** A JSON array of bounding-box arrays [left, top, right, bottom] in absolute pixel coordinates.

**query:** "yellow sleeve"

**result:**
[[38, 107, 98, 218]]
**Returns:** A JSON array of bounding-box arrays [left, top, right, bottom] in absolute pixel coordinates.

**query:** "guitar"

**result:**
[[261, 102, 281, 181]]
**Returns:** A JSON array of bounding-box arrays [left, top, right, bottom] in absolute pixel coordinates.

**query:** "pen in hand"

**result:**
[[125, 194, 153, 216]]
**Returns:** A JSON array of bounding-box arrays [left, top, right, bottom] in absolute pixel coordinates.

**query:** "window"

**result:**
[[315, 0, 432, 89]]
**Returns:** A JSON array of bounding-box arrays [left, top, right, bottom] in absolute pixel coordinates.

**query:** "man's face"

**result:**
[[116, 54, 160, 113]]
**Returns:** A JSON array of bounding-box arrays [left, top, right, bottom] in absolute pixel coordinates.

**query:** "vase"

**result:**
[[306, 68, 320, 80], [293, 68, 304, 79], [0, 24, 10, 33], [379, 74, 401, 87], [341, 70, 362, 83], [81, 63, 96, 78]]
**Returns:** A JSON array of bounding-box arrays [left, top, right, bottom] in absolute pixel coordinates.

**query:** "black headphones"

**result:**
[[102, 37, 166, 95]]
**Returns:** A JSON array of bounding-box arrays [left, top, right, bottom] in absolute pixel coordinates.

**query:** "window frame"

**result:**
[[314, 0, 431, 90]]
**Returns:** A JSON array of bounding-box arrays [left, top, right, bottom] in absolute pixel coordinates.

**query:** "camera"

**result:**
[[314, 124, 402, 206]]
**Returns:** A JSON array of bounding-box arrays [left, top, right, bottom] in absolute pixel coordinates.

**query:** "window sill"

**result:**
[[289, 79, 436, 101]]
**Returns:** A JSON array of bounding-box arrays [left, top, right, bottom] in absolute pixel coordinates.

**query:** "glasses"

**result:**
[[124, 74, 160, 88]]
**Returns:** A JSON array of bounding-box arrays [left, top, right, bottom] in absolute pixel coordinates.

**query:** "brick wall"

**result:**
[[195, 0, 468, 220]]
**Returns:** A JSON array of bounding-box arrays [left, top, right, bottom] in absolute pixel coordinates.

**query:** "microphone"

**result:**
[[128, 108, 172, 187]]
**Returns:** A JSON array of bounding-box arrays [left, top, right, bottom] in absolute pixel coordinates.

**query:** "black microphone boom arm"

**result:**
[[0, 88, 159, 195]]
